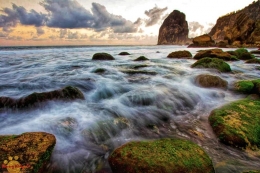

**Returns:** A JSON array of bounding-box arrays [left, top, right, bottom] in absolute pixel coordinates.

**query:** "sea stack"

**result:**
[[157, 10, 189, 45]]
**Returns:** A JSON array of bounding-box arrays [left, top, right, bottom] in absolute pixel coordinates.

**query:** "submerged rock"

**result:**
[[92, 53, 115, 60], [191, 58, 232, 72], [193, 49, 237, 61], [209, 98, 260, 150], [121, 70, 156, 75], [109, 138, 215, 173], [134, 56, 149, 61], [195, 74, 228, 89], [246, 58, 260, 64], [250, 50, 260, 54], [167, 50, 192, 58], [118, 52, 131, 55], [0, 132, 56, 173], [0, 86, 84, 109], [93, 68, 106, 74]]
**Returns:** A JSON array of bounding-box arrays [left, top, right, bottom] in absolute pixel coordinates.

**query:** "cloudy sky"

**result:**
[[0, 0, 256, 46]]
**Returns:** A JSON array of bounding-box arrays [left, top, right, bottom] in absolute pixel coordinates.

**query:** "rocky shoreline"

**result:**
[[1, 49, 260, 173]]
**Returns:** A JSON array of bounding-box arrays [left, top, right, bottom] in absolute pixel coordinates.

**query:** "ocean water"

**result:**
[[0, 45, 259, 173]]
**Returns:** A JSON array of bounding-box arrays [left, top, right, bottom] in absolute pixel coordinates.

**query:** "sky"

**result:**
[[0, 0, 256, 46]]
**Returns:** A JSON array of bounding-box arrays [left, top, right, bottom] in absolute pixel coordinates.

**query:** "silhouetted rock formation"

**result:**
[[209, 0, 260, 46], [158, 10, 189, 45]]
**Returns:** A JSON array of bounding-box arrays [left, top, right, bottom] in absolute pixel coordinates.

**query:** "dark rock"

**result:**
[[121, 70, 157, 75], [158, 10, 189, 45], [191, 58, 232, 72], [0, 86, 84, 109], [167, 50, 192, 58], [156, 51, 160, 53], [251, 50, 260, 54], [209, 98, 260, 150], [133, 56, 149, 61], [235, 48, 255, 60], [108, 138, 215, 173], [246, 58, 260, 64], [209, 1, 260, 46], [118, 52, 130, 55], [195, 74, 228, 89], [194, 49, 237, 61], [188, 34, 215, 48], [217, 40, 229, 48], [92, 53, 115, 60], [0, 132, 56, 173], [93, 68, 106, 73]]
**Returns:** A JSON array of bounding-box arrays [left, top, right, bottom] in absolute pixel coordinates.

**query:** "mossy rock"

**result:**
[[0, 132, 56, 173], [195, 74, 228, 89], [191, 58, 231, 72], [246, 58, 260, 64], [209, 98, 260, 150], [235, 48, 255, 60], [109, 138, 215, 173], [119, 52, 131, 55], [242, 171, 260, 173], [92, 53, 115, 60], [93, 68, 106, 73], [226, 51, 238, 57], [233, 79, 260, 94], [167, 50, 192, 58], [194, 49, 237, 61], [0, 86, 84, 109], [134, 56, 149, 61]]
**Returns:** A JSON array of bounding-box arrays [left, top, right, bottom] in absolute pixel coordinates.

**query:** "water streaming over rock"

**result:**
[[0, 45, 260, 172]]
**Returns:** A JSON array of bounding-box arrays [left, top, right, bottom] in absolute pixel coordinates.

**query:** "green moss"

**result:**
[[235, 48, 255, 60], [109, 138, 214, 173], [134, 56, 149, 61], [234, 80, 254, 93], [191, 58, 231, 72], [209, 99, 260, 149], [93, 68, 106, 73]]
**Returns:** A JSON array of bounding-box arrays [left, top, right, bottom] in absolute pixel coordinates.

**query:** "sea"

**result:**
[[0, 45, 259, 173]]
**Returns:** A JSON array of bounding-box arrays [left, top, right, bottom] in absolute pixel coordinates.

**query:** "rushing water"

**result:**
[[0, 45, 260, 173]]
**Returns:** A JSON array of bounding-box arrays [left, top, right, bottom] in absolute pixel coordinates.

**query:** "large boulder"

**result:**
[[195, 74, 228, 89], [235, 48, 255, 60], [109, 138, 215, 173], [0, 132, 56, 173], [233, 79, 260, 94], [92, 53, 115, 60], [209, 98, 260, 150], [0, 86, 84, 109], [167, 50, 192, 58], [157, 10, 189, 45], [191, 58, 232, 72], [188, 34, 215, 48], [193, 49, 237, 61]]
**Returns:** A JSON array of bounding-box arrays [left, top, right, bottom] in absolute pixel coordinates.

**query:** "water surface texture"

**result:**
[[0, 45, 259, 173]]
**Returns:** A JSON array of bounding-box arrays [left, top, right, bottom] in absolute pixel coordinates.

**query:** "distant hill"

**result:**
[[209, 0, 260, 46]]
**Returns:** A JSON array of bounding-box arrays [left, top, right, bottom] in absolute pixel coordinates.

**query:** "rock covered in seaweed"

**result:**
[[191, 58, 232, 72], [193, 49, 236, 61], [0, 86, 84, 109], [233, 79, 260, 94], [109, 138, 215, 173], [209, 98, 260, 150], [134, 56, 149, 61], [119, 52, 131, 55], [0, 132, 56, 173], [167, 50, 192, 58]]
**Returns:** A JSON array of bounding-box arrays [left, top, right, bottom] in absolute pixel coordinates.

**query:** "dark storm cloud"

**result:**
[[144, 6, 167, 27], [0, 0, 140, 33], [0, 4, 46, 28]]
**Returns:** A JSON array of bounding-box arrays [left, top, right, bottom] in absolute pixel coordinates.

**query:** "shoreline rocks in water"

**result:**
[[233, 79, 260, 94], [119, 52, 131, 55], [0, 86, 84, 110], [0, 132, 56, 173], [209, 98, 260, 150], [193, 49, 237, 61], [191, 58, 232, 72], [188, 34, 215, 48], [195, 74, 228, 89], [134, 56, 149, 61], [92, 53, 115, 60], [167, 50, 192, 58], [108, 138, 215, 173]]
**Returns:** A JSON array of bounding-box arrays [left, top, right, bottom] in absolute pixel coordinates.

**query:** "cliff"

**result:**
[[209, 0, 260, 46], [157, 10, 189, 45]]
